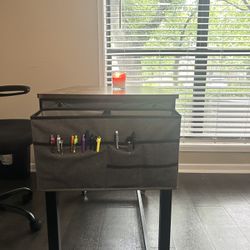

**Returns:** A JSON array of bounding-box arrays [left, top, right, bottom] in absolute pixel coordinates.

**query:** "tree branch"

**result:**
[[219, 0, 246, 11], [142, 0, 171, 31], [180, 10, 196, 43], [241, 0, 250, 10], [124, 0, 172, 47], [173, 10, 196, 84]]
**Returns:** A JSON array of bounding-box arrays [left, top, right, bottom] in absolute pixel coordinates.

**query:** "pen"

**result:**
[[126, 132, 136, 151], [127, 140, 132, 152], [90, 134, 94, 151], [131, 132, 136, 150], [114, 130, 119, 149], [96, 136, 101, 152], [94, 136, 97, 151], [81, 134, 85, 153], [56, 135, 61, 153], [85, 130, 90, 150], [59, 139, 63, 155]]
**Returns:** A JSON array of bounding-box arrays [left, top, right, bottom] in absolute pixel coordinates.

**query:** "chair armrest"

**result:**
[[0, 85, 30, 97]]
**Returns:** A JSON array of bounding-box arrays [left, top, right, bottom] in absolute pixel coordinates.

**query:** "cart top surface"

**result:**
[[37, 85, 178, 99]]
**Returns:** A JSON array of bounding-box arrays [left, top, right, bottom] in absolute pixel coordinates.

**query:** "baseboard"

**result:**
[[179, 163, 250, 173], [31, 162, 250, 174]]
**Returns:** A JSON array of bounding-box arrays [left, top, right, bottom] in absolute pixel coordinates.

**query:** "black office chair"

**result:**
[[0, 85, 41, 232]]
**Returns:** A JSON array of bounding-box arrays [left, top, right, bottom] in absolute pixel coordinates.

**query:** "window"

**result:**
[[104, 0, 250, 140]]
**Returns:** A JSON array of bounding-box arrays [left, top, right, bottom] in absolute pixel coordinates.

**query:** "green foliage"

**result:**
[[109, 0, 250, 102], [209, 0, 250, 48]]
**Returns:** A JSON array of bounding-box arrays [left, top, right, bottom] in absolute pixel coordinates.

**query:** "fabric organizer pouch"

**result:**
[[31, 110, 180, 191]]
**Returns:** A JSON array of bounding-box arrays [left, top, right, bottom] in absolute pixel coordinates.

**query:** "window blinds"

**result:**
[[104, 0, 250, 139]]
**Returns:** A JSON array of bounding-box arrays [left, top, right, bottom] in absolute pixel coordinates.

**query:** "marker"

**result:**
[[96, 136, 102, 152], [50, 134, 56, 152], [73, 135, 78, 153], [70, 135, 74, 153], [114, 130, 119, 149]]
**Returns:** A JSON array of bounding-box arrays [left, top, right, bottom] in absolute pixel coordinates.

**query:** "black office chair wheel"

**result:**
[[30, 219, 42, 232], [22, 192, 33, 204]]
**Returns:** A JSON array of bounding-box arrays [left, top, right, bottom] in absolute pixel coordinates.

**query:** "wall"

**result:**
[[0, 0, 100, 119], [1, 0, 250, 172]]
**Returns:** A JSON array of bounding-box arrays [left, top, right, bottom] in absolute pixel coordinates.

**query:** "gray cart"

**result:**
[[31, 86, 181, 250]]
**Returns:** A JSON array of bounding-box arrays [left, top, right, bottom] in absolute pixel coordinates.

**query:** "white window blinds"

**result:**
[[104, 0, 250, 139]]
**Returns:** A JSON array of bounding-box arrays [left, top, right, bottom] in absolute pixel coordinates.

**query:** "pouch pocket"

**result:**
[[107, 144, 145, 167], [106, 144, 144, 188], [141, 142, 179, 188], [106, 142, 179, 188], [34, 145, 107, 190]]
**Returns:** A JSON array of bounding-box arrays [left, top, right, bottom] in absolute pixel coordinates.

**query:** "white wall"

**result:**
[[0, 0, 100, 118]]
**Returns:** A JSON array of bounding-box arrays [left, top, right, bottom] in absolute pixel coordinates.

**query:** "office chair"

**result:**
[[0, 85, 41, 232]]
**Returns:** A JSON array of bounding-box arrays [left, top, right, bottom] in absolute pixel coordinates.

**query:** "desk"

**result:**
[[31, 86, 181, 250]]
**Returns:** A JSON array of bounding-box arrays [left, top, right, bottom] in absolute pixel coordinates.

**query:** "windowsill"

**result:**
[[180, 140, 250, 153]]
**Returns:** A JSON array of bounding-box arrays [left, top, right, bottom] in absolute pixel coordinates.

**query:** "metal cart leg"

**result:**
[[45, 192, 61, 250], [136, 190, 150, 250], [158, 190, 172, 250]]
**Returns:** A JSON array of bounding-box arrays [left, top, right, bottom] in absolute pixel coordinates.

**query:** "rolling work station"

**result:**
[[31, 85, 181, 250]]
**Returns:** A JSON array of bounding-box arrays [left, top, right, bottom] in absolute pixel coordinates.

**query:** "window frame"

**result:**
[[99, 0, 250, 145]]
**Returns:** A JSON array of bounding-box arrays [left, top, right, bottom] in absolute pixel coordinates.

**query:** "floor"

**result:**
[[1, 173, 250, 250]]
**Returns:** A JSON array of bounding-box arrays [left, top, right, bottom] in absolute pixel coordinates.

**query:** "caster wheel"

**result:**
[[140, 190, 146, 196], [30, 219, 42, 232], [81, 191, 88, 201], [22, 192, 32, 204]]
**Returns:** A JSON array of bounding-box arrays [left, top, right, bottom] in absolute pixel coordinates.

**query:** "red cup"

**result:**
[[112, 72, 126, 89]]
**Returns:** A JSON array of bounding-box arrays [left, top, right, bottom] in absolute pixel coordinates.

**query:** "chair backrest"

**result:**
[[0, 85, 30, 97], [0, 85, 32, 176]]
